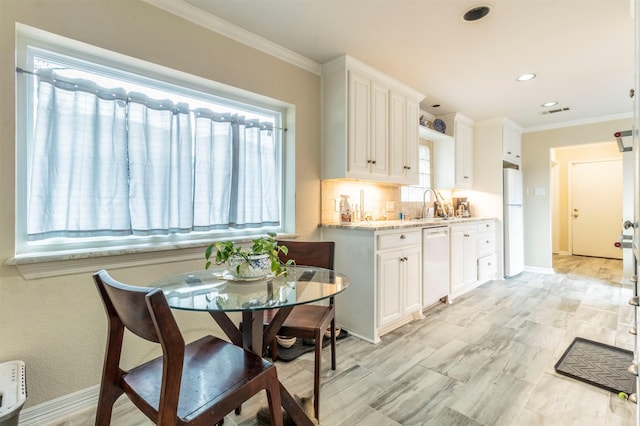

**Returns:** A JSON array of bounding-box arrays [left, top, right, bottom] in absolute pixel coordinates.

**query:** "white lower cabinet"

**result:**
[[449, 220, 498, 301], [449, 224, 478, 299], [323, 219, 497, 343], [377, 230, 423, 332], [477, 220, 498, 282], [322, 227, 423, 343]]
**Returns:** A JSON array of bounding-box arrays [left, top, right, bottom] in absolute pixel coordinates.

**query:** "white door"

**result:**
[[571, 159, 623, 259]]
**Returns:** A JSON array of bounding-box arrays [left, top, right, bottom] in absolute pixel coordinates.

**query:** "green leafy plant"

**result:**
[[205, 232, 293, 276]]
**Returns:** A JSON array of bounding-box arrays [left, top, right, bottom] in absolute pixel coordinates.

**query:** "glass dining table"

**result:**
[[151, 266, 349, 425]]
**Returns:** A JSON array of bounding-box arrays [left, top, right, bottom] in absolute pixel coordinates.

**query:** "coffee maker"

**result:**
[[453, 197, 471, 217]]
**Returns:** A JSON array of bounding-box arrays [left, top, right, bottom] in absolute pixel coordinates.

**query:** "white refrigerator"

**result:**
[[503, 168, 524, 277]]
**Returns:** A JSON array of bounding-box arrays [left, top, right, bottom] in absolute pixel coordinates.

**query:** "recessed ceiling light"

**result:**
[[517, 73, 536, 82], [462, 5, 491, 22], [542, 101, 558, 107]]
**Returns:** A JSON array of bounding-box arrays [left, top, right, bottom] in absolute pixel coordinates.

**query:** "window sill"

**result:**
[[7, 234, 298, 280]]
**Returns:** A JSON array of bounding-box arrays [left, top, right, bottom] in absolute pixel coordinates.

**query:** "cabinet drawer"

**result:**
[[477, 220, 495, 233], [478, 253, 497, 280], [377, 230, 421, 250], [477, 234, 496, 257]]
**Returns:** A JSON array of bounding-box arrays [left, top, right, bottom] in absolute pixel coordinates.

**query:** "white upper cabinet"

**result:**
[[437, 112, 474, 189], [390, 94, 420, 183], [322, 55, 424, 184], [502, 119, 522, 166]]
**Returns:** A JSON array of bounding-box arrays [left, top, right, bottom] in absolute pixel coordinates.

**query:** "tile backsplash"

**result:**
[[321, 180, 457, 223]]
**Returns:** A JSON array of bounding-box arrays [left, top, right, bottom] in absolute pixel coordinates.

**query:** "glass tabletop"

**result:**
[[152, 266, 349, 312]]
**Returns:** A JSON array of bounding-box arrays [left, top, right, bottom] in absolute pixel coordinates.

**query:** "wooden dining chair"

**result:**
[[93, 269, 283, 426], [264, 240, 336, 421]]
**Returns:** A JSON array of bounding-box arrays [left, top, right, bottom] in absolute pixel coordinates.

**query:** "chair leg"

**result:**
[[265, 370, 284, 426], [313, 329, 322, 421], [271, 338, 279, 361], [94, 384, 123, 426], [330, 318, 337, 370]]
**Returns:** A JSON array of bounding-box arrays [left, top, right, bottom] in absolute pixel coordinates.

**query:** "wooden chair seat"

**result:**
[[123, 335, 273, 423], [265, 305, 335, 338]]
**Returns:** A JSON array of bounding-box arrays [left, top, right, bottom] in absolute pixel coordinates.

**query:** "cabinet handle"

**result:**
[[486, 240, 490, 243], [507, 151, 512, 154], [404, 166, 411, 170], [464, 176, 469, 179], [516, 155, 520, 158], [464, 234, 470, 237], [400, 234, 406, 239], [371, 160, 377, 164]]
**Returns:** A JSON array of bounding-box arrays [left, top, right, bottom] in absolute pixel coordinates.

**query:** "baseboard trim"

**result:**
[[523, 265, 556, 275], [19, 385, 99, 425]]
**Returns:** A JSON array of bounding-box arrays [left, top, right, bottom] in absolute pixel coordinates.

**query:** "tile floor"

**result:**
[[48, 255, 638, 425]]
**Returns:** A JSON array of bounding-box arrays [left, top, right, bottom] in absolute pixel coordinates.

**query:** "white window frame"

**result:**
[[401, 140, 434, 202], [14, 24, 295, 265]]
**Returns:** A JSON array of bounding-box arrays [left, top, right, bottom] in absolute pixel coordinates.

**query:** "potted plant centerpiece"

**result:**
[[205, 232, 293, 279]]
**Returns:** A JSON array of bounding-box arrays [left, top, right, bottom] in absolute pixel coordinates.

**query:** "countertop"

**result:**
[[319, 217, 495, 231]]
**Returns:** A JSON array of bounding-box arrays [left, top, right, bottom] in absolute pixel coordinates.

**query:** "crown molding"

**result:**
[[141, 0, 321, 75], [522, 112, 633, 133]]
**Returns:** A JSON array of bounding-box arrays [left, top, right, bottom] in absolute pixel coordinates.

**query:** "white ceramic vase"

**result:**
[[227, 254, 271, 278]]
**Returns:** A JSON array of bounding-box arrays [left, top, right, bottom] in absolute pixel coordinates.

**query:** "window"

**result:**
[[401, 140, 433, 202], [16, 26, 291, 257]]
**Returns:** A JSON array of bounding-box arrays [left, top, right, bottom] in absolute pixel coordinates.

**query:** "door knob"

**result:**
[[624, 220, 635, 229], [573, 213, 579, 218]]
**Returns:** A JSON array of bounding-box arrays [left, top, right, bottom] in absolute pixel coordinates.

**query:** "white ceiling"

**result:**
[[172, 0, 635, 131]]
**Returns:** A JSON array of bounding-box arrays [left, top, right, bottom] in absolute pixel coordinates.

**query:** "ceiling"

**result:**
[[173, 0, 635, 131]]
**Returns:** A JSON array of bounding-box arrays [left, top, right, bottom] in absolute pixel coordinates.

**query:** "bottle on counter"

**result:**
[[339, 194, 352, 224]]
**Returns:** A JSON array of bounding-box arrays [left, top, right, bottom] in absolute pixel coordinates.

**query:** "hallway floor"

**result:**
[[51, 255, 637, 425]]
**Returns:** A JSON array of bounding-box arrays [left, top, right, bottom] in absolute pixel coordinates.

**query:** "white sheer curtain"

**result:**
[[127, 93, 193, 235], [27, 70, 280, 241], [28, 69, 131, 240], [192, 110, 280, 230]]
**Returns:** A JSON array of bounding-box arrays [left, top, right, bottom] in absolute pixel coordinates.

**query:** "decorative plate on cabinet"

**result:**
[[433, 119, 446, 134]]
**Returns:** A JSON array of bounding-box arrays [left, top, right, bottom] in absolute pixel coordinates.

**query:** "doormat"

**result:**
[[554, 337, 636, 395], [273, 330, 349, 362]]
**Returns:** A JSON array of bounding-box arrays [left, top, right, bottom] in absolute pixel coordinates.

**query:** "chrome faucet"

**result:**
[[422, 188, 439, 218]]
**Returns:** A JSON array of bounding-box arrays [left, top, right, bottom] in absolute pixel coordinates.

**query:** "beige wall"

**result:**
[[0, 0, 321, 407], [522, 117, 632, 270]]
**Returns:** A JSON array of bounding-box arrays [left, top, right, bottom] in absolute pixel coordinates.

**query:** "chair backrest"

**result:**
[[278, 240, 335, 270], [94, 270, 188, 424], [94, 269, 183, 345]]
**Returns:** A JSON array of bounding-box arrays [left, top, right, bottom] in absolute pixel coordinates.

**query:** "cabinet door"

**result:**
[[370, 81, 389, 176], [450, 226, 466, 294], [455, 119, 474, 188], [404, 99, 420, 183], [450, 225, 478, 295], [377, 251, 403, 327], [403, 245, 422, 313], [462, 226, 478, 284], [389, 91, 406, 179], [503, 124, 521, 165], [348, 71, 371, 175]]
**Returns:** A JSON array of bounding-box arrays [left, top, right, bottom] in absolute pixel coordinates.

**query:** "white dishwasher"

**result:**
[[422, 226, 450, 307]]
